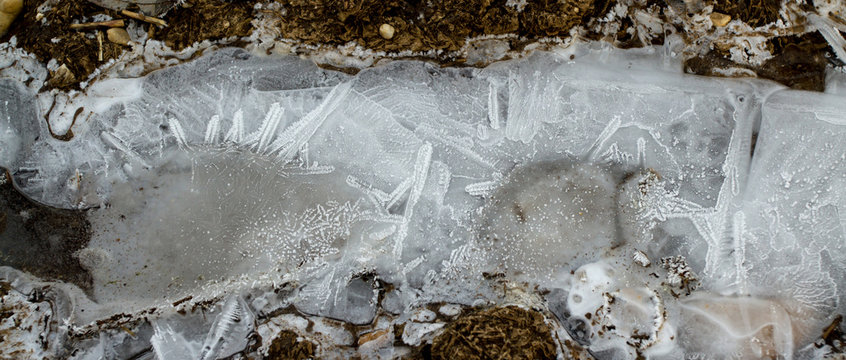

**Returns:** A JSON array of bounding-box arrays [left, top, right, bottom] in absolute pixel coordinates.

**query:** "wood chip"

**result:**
[[121, 9, 167, 27], [69, 19, 125, 30], [46, 64, 76, 88]]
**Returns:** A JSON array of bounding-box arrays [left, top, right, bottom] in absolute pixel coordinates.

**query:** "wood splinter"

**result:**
[[121, 10, 167, 27], [97, 30, 103, 61], [69, 19, 124, 30]]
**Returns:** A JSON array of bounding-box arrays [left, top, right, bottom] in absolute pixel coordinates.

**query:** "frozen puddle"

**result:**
[[1, 45, 845, 359]]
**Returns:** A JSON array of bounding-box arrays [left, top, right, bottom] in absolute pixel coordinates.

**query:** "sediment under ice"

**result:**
[[1, 46, 845, 359]]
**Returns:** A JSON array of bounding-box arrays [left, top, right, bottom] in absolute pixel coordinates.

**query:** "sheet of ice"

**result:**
[[735, 90, 846, 348], [0, 80, 40, 171], [1, 45, 844, 359]]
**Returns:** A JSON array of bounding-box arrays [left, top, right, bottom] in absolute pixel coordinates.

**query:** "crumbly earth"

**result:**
[[1, 0, 842, 91], [0, 0, 256, 90], [0, 0, 125, 90], [686, 30, 833, 91], [265, 330, 317, 360], [152, 0, 256, 50], [712, 0, 782, 28], [430, 306, 557, 360], [269, 0, 593, 53]]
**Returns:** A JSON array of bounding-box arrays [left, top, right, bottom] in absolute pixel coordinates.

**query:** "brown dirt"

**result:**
[[0, 0, 839, 91], [153, 0, 256, 50], [681, 0, 841, 91], [430, 306, 557, 360], [0, 169, 92, 290], [712, 0, 782, 28], [266, 330, 317, 360], [685, 32, 831, 91], [0, 0, 256, 90], [270, 0, 594, 54], [0, 0, 125, 90]]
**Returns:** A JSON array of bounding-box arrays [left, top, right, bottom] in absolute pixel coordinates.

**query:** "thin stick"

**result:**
[[121, 10, 167, 27], [97, 31, 103, 61], [69, 19, 125, 30]]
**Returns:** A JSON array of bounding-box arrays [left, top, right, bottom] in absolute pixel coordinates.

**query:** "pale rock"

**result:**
[[710, 12, 731, 27], [379, 23, 395, 40], [107, 27, 131, 46]]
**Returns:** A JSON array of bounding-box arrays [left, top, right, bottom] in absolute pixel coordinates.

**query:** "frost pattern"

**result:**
[[1, 47, 844, 359]]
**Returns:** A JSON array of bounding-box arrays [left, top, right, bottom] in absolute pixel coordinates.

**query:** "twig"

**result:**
[[121, 10, 167, 27], [69, 19, 125, 30], [97, 31, 103, 61]]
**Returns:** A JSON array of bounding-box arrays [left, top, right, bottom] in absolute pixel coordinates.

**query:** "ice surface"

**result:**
[[735, 90, 846, 347], [0, 80, 39, 172], [1, 45, 845, 359]]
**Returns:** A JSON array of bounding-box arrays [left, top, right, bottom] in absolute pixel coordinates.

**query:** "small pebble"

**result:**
[[633, 250, 651, 267], [438, 304, 461, 317], [379, 23, 395, 40], [710, 12, 731, 27], [107, 27, 131, 46], [411, 309, 436, 322]]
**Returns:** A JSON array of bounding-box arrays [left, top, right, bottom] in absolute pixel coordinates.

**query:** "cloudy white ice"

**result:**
[[1, 43, 845, 359]]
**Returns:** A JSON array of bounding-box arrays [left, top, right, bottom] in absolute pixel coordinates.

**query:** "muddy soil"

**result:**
[[0, 170, 92, 290]]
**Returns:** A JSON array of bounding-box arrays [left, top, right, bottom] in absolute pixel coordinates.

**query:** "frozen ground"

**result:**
[[1, 43, 845, 359]]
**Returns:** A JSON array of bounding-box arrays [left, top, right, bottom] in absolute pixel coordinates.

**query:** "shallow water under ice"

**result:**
[[1, 44, 845, 359]]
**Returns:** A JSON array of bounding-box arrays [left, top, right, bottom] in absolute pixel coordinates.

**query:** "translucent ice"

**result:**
[[1, 45, 844, 359], [481, 161, 618, 283], [736, 90, 846, 347]]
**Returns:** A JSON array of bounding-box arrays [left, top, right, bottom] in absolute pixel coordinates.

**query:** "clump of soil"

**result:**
[[430, 306, 557, 360], [712, 0, 782, 28], [1, 0, 839, 92], [1, 0, 258, 89], [0, 169, 92, 290], [685, 32, 831, 91], [153, 0, 256, 50], [271, 0, 594, 53], [1, 0, 125, 90], [266, 330, 316, 360]]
